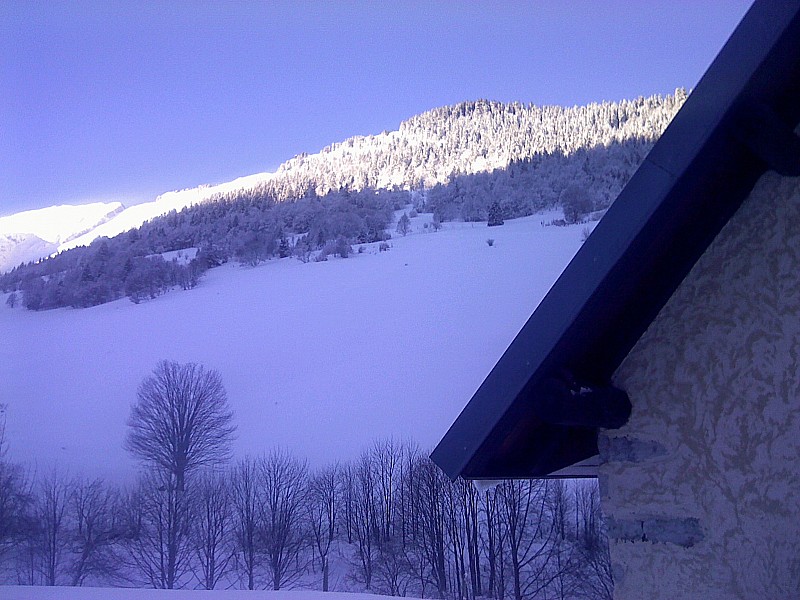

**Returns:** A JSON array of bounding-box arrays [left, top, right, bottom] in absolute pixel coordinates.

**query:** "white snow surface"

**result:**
[[1, 587, 415, 600], [150, 247, 199, 266], [0, 233, 56, 273], [1, 213, 583, 481], [0, 202, 124, 244], [0, 203, 125, 271], [0, 173, 275, 272]]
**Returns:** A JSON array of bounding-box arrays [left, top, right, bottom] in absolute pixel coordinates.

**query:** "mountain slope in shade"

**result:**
[[0, 211, 586, 481]]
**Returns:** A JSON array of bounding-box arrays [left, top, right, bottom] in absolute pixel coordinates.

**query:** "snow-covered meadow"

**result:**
[[1, 587, 415, 600], [1, 212, 587, 480]]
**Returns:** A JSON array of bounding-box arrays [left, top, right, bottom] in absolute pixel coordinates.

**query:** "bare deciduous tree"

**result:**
[[480, 485, 505, 600], [499, 479, 558, 600], [546, 480, 578, 600], [572, 481, 613, 600], [123, 360, 235, 590], [0, 405, 32, 570], [307, 463, 339, 591], [69, 477, 124, 586], [230, 457, 261, 590], [349, 451, 380, 590], [411, 455, 448, 599], [190, 472, 234, 590], [370, 439, 401, 544], [258, 449, 308, 590], [125, 360, 235, 493], [34, 470, 71, 586], [123, 471, 193, 589]]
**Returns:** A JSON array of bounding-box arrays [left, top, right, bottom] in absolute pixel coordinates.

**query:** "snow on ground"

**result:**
[[0, 213, 584, 481], [0, 203, 126, 271], [0, 202, 124, 244], [0, 173, 276, 272], [1, 586, 417, 600], [150, 247, 199, 265], [0, 233, 56, 274]]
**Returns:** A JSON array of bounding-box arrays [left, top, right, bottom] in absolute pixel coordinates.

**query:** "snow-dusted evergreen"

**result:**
[[265, 92, 686, 198]]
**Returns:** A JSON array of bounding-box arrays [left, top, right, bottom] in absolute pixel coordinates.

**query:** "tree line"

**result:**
[[2, 136, 646, 313], [0, 187, 403, 310], [421, 137, 651, 224], [0, 362, 612, 598], [262, 93, 685, 201]]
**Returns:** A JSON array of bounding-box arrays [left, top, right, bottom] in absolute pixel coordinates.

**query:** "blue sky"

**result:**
[[1, 0, 752, 217]]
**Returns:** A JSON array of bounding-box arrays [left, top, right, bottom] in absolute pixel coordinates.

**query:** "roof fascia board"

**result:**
[[432, 0, 800, 480]]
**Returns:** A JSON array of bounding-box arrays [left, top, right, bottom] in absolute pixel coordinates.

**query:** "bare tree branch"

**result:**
[[125, 360, 236, 492]]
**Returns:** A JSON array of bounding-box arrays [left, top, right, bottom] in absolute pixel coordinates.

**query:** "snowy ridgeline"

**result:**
[[0, 92, 684, 273], [268, 93, 685, 200]]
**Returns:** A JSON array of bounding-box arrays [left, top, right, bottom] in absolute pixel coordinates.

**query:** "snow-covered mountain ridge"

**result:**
[[0, 202, 124, 244], [0, 175, 276, 271], [0, 202, 125, 271], [294, 94, 686, 191], [0, 92, 685, 272]]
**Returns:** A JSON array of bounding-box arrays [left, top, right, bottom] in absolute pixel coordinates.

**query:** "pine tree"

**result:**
[[278, 235, 291, 258], [487, 201, 504, 227], [396, 213, 411, 236], [560, 184, 593, 224]]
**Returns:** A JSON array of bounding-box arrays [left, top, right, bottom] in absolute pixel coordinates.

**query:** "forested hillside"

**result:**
[[265, 92, 686, 199], [0, 92, 686, 310]]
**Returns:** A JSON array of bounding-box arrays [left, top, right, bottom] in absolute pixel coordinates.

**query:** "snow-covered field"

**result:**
[[1, 212, 586, 480], [1, 587, 415, 600]]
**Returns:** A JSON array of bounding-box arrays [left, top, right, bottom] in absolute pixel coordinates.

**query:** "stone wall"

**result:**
[[599, 172, 800, 599]]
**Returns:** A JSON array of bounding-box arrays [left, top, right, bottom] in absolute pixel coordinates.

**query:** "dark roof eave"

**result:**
[[432, 0, 800, 480]]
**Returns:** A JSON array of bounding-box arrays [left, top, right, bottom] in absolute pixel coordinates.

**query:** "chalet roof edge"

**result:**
[[432, 0, 800, 480]]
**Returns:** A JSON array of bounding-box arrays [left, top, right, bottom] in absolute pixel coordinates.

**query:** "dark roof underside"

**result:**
[[432, 0, 800, 480]]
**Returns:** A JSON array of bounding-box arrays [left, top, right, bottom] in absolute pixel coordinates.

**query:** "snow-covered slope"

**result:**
[[59, 172, 276, 252], [1, 587, 414, 600], [0, 232, 56, 272], [0, 202, 124, 244], [0, 174, 274, 272], [0, 212, 586, 481], [0, 202, 124, 271]]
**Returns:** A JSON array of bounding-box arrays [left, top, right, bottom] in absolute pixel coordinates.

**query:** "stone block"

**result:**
[[598, 434, 668, 463], [607, 516, 704, 548]]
